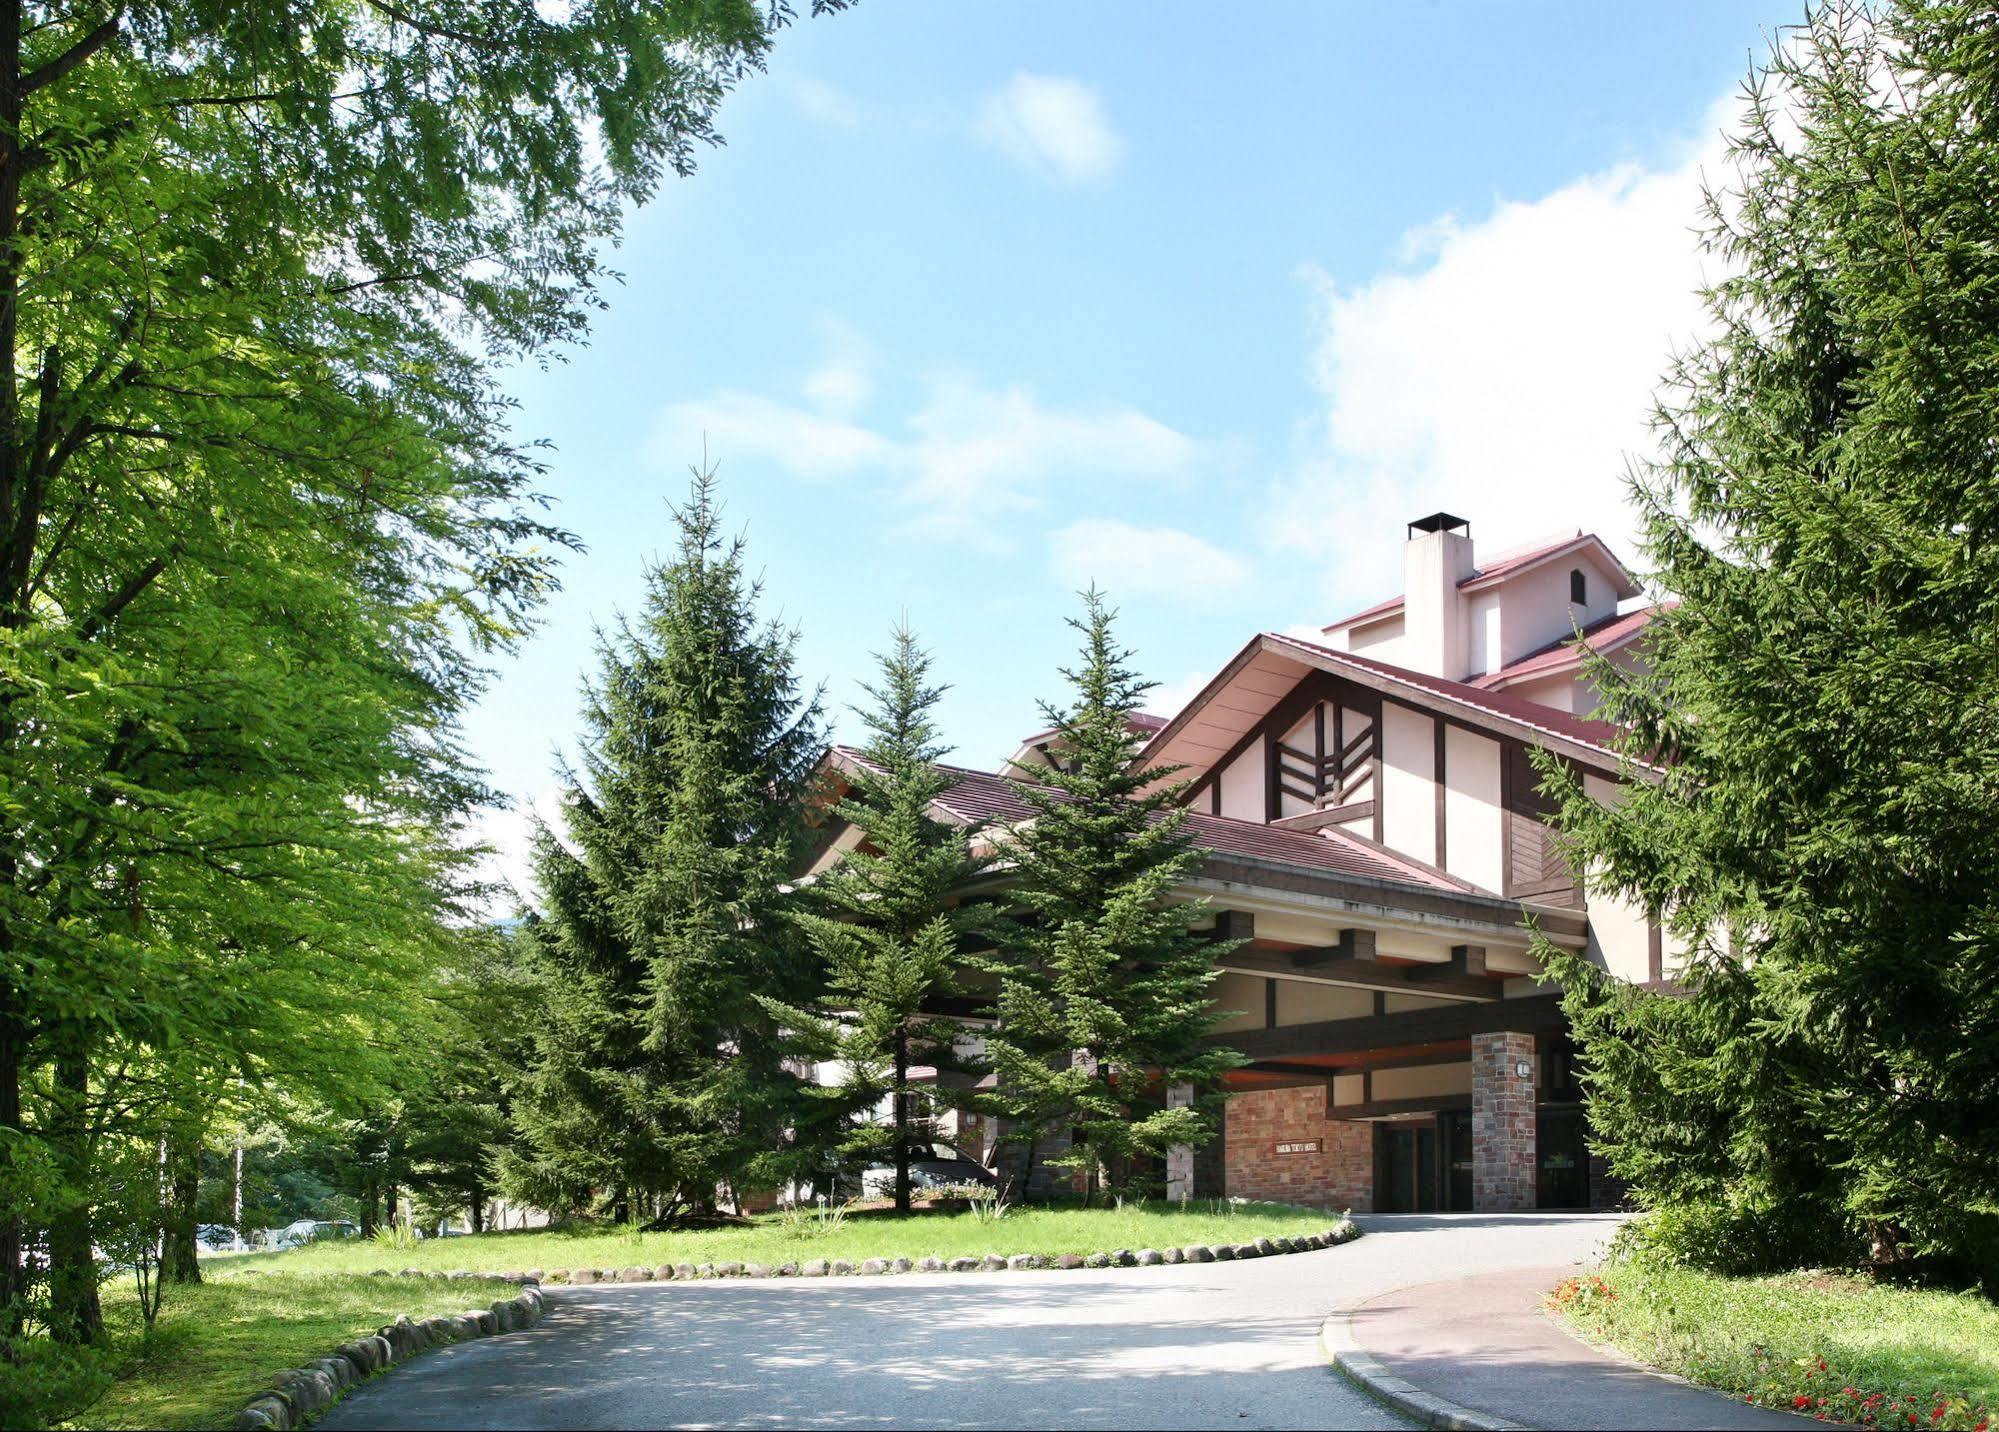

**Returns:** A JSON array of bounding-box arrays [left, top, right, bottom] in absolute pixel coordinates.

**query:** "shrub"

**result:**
[[1613, 1198, 1865, 1277], [0, 1334, 113, 1431]]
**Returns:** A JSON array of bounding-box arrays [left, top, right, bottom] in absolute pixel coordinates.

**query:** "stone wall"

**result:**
[[1472, 1031, 1536, 1211], [1223, 1085, 1373, 1211]]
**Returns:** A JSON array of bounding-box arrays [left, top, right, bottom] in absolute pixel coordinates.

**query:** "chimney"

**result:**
[[1402, 512, 1475, 679]]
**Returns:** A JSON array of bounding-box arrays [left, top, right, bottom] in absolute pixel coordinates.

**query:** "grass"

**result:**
[[231, 1198, 1348, 1278], [68, 1267, 520, 1431], [1550, 1263, 1999, 1429]]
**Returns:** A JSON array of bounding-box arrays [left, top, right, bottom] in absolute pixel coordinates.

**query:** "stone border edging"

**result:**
[[1318, 1300, 1532, 1432], [232, 1276, 546, 1430], [532, 1219, 1358, 1285]]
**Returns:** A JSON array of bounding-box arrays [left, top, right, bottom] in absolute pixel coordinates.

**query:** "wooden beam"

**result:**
[[1220, 946, 1497, 1003], [1325, 1092, 1472, 1121], [1270, 801, 1374, 833], [1213, 991, 1566, 1059], [1289, 928, 1377, 966], [1210, 910, 1256, 944], [1408, 943, 1488, 982]]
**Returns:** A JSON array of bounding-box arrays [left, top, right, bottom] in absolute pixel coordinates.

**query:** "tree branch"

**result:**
[[21, 10, 122, 96]]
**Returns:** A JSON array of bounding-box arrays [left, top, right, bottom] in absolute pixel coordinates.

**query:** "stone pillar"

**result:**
[[1165, 1084, 1195, 1202], [1472, 1031, 1537, 1211]]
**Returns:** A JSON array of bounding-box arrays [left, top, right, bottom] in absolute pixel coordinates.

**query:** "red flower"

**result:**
[[1797, 1396, 1815, 1409]]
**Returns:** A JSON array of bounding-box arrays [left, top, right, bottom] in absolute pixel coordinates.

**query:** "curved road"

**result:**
[[319, 1212, 1622, 1431]]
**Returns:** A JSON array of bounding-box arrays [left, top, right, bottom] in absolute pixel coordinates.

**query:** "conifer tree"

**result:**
[[1537, 1, 1999, 1272], [505, 465, 826, 1215], [767, 627, 994, 1214], [982, 591, 1239, 1200]]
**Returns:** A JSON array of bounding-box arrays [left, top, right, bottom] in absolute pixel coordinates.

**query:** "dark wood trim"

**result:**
[[1220, 946, 1496, 1003], [1264, 977, 1278, 1029], [1409, 944, 1487, 981], [1433, 715, 1448, 871], [1270, 801, 1374, 832], [1646, 917, 1663, 984], [1251, 1048, 1471, 1079], [1289, 928, 1378, 966], [1209, 782, 1221, 816], [1211, 910, 1257, 943], [1214, 991, 1567, 1059], [1326, 1092, 1472, 1121], [1190, 853, 1590, 944]]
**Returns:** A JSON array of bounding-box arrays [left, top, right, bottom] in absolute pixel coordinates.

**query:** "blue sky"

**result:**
[[467, 0, 1792, 898]]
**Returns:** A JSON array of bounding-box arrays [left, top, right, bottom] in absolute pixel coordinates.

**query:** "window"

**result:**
[[1569, 568, 1587, 605]]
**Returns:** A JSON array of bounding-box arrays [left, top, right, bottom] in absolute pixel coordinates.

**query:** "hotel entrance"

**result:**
[[1373, 1111, 1475, 1213]]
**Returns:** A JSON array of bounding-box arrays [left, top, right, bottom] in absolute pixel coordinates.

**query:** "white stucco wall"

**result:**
[[1495, 553, 1622, 668], [1218, 742, 1262, 822], [1372, 1062, 1473, 1100], [1509, 671, 1582, 712], [1274, 980, 1375, 1026], [1345, 614, 1404, 661], [1209, 971, 1267, 1033], [1378, 703, 1436, 864], [1442, 724, 1504, 891]]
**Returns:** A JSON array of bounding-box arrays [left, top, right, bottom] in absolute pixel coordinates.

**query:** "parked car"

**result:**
[[859, 1141, 997, 1197], [271, 1218, 358, 1249]]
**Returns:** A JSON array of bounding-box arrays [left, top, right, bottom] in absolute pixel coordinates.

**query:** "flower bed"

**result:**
[[1548, 1266, 1998, 1431]]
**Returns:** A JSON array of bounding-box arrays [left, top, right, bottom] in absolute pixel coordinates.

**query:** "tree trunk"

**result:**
[[892, 1030, 911, 1216], [47, 1039, 101, 1344], [160, 1123, 203, 1285], [469, 1190, 484, 1235]]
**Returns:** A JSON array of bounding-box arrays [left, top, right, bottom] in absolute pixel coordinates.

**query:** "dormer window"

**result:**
[[1570, 568, 1587, 605]]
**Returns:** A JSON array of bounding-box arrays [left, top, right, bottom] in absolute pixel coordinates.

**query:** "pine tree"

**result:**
[[505, 464, 826, 1216], [982, 590, 1240, 1201], [1537, 1, 1999, 1273], [767, 627, 994, 1215]]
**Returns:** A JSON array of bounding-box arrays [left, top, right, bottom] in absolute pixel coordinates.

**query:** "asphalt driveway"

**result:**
[[317, 1211, 1622, 1431]]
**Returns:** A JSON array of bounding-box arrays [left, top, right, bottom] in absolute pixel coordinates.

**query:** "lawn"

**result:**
[[232, 1199, 1348, 1279], [68, 1268, 518, 1431], [1550, 1263, 1999, 1429]]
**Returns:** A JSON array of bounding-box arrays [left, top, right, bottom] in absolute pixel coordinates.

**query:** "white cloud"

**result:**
[[1274, 101, 1731, 612], [1144, 667, 1220, 724], [464, 781, 568, 916], [659, 374, 1198, 539], [975, 73, 1124, 185], [1048, 519, 1249, 606], [655, 391, 891, 482], [803, 359, 872, 414], [903, 383, 1194, 534]]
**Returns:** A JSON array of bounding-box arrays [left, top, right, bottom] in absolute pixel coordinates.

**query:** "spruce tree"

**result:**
[[983, 590, 1239, 1201], [1537, 1, 1999, 1272], [767, 627, 994, 1215], [506, 465, 826, 1216]]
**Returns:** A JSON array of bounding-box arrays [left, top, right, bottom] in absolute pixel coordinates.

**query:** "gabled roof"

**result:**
[[1321, 531, 1642, 634], [1139, 631, 1647, 784], [1470, 602, 1672, 692], [821, 746, 1473, 894]]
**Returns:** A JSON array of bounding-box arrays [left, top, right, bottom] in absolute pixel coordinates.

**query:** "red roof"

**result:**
[[1321, 531, 1639, 633], [1257, 632, 1632, 761], [828, 748, 1471, 894], [1470, 603, 1670, 690]]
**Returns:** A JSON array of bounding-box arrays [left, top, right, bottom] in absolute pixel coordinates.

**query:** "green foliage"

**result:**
[[0, 0, 842, 1353], [503, 464, 826, 1214], [979, 590, 1242, 1199], [1535, 0, 1999, 1272], [767, 625, 995, 1213]]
